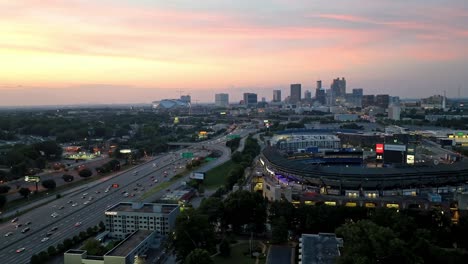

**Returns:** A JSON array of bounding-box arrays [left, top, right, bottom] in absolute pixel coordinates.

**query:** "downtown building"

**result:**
[[243, 93, 258, 107], [273, 90, 282, 102], [331, 77, 346, 98], [215, 93, 229, 107], [290, 84, 302, 104]]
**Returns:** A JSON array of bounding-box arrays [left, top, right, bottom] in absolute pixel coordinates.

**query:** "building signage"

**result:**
[[25, 176, 41, 182], [105, 211, 117, 216], [406, 155, 415, 165], [384, 144, 406, 152], [375, 144, 384, 154], [190, 172, 205, 180]]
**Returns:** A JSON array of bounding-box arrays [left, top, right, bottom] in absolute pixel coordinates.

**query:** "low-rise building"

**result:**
[[64, 230, 161, 264], [299, 233, 343, 264], [105, 202, 179, 239]]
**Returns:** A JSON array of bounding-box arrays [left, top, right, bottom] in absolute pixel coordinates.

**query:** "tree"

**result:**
[[173, 210, 216, 261], [223, 190, 267, 233], [0, 185, 11, 194], [19, 187, 31, 198], [79, 168, 93, 178], [82, 238, 107, 256], [336, 220, 418, 264], [30, 254, 41, 264], [38, 251, 49, 263], [198, 197, 224, 224], [42, 179, 56, 190], [269, 200, 296, 229], [99, 221, 106, 230], [47, 246, 57, 256], [62, 174, 74, 182], [185, 248, 213, 264], [219, 239, 231, 257], [271, 216, 288, 244], [0, 195, 6, 208], [63, 238, 73, 249]]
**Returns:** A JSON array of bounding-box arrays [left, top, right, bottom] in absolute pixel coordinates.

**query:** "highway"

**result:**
[[0, 127, 253, 264]]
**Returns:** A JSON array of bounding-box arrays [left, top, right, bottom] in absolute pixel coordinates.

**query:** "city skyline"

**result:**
[[1, 0, 468, 105]]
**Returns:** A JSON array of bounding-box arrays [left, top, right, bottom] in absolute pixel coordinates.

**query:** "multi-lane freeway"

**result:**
[[0, 126, 253, 264]]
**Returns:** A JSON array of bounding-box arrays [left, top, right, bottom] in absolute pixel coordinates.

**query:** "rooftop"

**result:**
[[300, 233, 342, 264], [106, 230, 153, 257], [107, 202, 178, 214]]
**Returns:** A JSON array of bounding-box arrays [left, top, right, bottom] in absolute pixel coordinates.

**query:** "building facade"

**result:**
[[331, 77, 346, 98], [290, 84, 302, 104], [243, 93, 258, 107], [273, 90, 282, 102], [215, 93, 229, 107], [105, 202, 180, 239], [271, 134, 341, 151]]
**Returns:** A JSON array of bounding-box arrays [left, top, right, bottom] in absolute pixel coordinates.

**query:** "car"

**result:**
[[133, 187, 138, 191], [95, 190, 100, 194], [130, 193, 135, 197], [45, 232, 53, 237], [11, 217, 18, 223], [4, 232, 13, 237], [41, 237, 49, 242], [123, 193, 129, 197], [15, 224, 22, 228], [16, 247, 25, 253], [74, 222, 82, 227], [51, 212, 59, 218], [67, 200, 73, 204], [50, 226, 58, 232], [83, 201, 90, 205], [82, 193, 88, 196], [153, 179, 159, 183], [59, 206, 65, 210], [21, 227, 30, 233], [71, 203, 78, 207], [25, 221, 32, 225], [104, 189, 109, 193]]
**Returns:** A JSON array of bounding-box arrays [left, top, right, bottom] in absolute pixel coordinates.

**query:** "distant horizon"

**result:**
[[1, 0, 467, 105]]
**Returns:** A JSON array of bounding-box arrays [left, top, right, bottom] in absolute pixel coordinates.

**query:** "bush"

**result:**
[[0, 185, 11, 194], [219, 239, 231, 257], [42, 179, 57, 190], [62, 174, 74, 182], [47, 246, 57, 256], [78, 168, 93, 178]]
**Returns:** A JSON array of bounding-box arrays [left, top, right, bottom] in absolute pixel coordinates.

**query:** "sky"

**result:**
[[1, 0, 467, 105]]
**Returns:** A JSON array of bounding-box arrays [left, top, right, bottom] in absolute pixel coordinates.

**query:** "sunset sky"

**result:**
[[1, 0, 467, 105]]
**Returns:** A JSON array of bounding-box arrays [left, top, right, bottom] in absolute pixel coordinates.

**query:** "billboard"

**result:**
[[375, 144, 384, 154], [190, 172, 205, 180], [384, 144, 406, 152]]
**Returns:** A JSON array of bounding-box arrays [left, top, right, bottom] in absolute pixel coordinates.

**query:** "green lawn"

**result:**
[[203, 160, 235, 189], [212, 241, 266, 264]]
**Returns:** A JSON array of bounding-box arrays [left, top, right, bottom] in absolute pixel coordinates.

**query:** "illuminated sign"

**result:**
[[266, 167, 274, 175], [120, 149, 132, 154], [190, 172, 205, 180], [375, 144, 384, 154], [105, 212, 117, 216], [406, 155, 415, 165], [25, 176, 41, 182], [259, 158, 265, 166], [384, 144, 406, 152]]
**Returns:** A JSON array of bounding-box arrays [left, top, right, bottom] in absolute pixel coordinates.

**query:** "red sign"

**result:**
[[376, 144, 384, 154]]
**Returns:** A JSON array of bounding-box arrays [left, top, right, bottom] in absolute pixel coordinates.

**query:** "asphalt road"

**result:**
[[0, 128, 255, 264]]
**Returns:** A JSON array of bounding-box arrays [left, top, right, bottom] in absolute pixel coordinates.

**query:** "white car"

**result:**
[[4, 232, 13, 237], [41, 237, 49, 243], [51, 212, 59, 218], [82, 193, 88, 196], [83, 201, 90, 205], [71, 203, 78, 207]]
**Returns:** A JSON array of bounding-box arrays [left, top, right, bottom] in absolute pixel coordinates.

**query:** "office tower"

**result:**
[[273, 90, 282, 102], [290, 84, 301, 104], [352, 88, 363, 97], [376, 94, 390, 108], [316, 80, 322, 89], [243, 93, 258, 107], [388, 104, 401, 120], [315, 88, 326, 105], [262, 97, 266, 102], [331, 77, 346, 98], [215, 93, 229, 107], [180, 95, 191, 103], [362, 95, 375, 108], [304, 90, 312, 100]]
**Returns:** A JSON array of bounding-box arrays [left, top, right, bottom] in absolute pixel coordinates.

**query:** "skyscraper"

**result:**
[[273, 90, 282, 102], [215, 93, 229, 107], [376, 94, 390, 108], [243, 93, 258, 107], [352, 88, 363, 97], [316, 80, 322, 90], [362, 95, 375, 108], [304, 90, 312, 100], [315, 80, 326, 105], [331, 77, 346, 98], [290, 84, 301, 104]]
